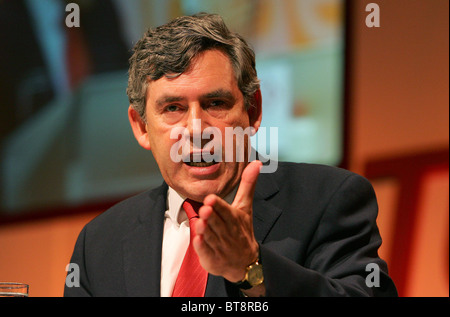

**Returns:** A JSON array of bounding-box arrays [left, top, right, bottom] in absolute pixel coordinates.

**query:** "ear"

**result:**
[[247, 89, 262, 135], [128, 105, 151, 150]]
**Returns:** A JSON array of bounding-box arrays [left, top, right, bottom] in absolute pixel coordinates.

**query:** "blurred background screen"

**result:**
[[0, 0, 345, 215]]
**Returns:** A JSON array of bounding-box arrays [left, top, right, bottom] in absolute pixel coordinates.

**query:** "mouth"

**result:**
[[184, 161, 218, 167], [182, 152, 219, 168]]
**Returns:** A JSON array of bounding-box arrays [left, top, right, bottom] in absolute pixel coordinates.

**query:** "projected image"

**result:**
[[0, 0, 344, 214]]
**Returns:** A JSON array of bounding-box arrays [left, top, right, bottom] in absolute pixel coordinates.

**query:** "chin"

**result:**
[[186, 187, 219, 201], [179, 182, 224, 201]]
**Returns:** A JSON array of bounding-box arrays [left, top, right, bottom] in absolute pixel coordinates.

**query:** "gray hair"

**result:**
[[126, 13, 260, 121]]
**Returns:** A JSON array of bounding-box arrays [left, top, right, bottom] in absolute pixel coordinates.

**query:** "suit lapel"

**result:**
[[122, 183, 167, 296], [253, 171, 282, 243]]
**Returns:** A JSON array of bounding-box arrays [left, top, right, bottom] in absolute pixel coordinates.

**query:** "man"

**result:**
[[64, 13, 397, 297]]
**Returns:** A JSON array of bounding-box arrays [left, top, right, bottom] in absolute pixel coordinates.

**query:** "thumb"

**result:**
[[232, 160, 262, 211]]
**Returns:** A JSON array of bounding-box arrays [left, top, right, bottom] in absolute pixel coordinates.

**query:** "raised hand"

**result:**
[[193, 160, 263, 283]]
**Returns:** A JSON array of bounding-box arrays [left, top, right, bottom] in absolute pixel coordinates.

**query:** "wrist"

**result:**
[[230, 244, 264, 290], [224, 241, 260, 283]]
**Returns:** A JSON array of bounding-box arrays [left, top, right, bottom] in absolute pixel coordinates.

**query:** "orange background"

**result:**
[[0, 0, 448, 297]]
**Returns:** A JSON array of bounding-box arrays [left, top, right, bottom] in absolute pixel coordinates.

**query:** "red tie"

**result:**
[[172, 199, 208, 297]]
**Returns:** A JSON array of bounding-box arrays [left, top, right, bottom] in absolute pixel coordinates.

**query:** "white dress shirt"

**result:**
[[160, 186, 237, 297]]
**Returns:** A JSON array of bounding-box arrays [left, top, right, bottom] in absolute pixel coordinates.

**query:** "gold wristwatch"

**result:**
[[232, 259, 264, 290]]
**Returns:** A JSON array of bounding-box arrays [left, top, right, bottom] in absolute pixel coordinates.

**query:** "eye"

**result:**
[[208, 100, 226, 107], [165, 104, 180, 112]]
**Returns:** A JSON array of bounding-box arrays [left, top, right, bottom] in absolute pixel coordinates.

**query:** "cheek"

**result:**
[[147, 130, 175, 166], [146, 123, 172, 149]]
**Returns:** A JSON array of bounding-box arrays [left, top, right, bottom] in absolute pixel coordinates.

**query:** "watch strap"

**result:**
[[232, 279, 253, 290]]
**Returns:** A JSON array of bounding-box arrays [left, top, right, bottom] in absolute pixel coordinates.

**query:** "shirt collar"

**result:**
[[166, 187, 187, 225]]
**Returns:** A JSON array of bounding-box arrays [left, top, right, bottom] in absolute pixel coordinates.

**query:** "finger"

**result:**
[[198, 205, 214, 224], [199, 203, 227, 233], [192, 232, 216, 271], [195, 218, 222, 250], [203, 194, 235, 225], [197, 205, 229, 246], [196, 207, 222, 242], [232, 160, 262, 211], [195, 217, 207, 235]]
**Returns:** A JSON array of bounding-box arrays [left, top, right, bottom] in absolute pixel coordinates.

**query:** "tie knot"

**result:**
[[183, 199, 202, 220]]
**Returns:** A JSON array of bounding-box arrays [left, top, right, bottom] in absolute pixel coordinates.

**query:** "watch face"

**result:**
[[247, 264, 264, 286]]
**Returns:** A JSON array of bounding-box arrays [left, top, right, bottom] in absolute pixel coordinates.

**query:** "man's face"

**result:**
[[129, 49, 261, 202]]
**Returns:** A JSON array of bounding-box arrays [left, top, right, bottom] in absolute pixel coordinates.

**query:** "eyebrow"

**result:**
[[202, 89, 235, 102], [155, 95, 185, 108], [155, 89, 236, 108]]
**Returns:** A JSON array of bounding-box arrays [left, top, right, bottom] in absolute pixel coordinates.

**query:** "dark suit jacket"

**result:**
[[64, 162, 397, 296]]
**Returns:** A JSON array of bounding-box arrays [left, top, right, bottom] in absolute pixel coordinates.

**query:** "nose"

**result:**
[[185, 103, 213, 150], [186, 103, 203, 134]]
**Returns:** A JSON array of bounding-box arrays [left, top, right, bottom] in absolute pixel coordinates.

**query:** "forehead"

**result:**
[[146, 49, 240, 101]]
